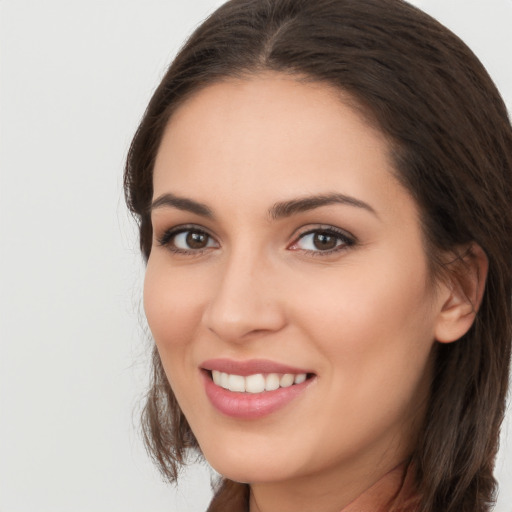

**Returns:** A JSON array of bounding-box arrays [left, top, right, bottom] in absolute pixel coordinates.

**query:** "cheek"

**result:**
[[288, 264, 436, 464], [299, 260, 434, 346], [143, 258, 205, 351], [143, 258, 212, 417], [293, 251, 437, 401]]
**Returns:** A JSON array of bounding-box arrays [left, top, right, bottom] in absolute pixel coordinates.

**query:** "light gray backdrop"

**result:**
[[0, 1, 510, 511]]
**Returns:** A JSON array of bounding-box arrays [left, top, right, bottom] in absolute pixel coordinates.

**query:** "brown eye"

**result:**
[[312, 232, 338, 250], [160, 228, 218, 252], [186, 231, 209, 249], [291, 228, 354, 254]]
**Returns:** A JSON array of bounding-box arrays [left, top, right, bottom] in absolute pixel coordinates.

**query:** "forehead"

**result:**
[[152, 74, 410, 218]]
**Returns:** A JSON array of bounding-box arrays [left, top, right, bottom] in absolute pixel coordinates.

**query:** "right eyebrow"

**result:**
[[150, 193, 214, 218]]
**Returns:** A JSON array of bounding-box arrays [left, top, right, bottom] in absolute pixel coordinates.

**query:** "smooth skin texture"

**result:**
[[144, 74, 486, 512]]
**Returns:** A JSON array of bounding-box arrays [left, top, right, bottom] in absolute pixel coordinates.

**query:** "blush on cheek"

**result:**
[[144, 273, 211, 355]]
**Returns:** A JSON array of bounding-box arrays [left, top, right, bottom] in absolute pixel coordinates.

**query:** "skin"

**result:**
[[144, 74, 481, 512]]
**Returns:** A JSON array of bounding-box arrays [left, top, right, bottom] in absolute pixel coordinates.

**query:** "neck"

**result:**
[[248, 454, 410, 512]]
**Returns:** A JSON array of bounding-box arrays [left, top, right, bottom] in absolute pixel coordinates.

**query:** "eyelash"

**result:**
[[157, 225, 216, 256], [290, 226, 356, 256], [156, 224, 356, 256]]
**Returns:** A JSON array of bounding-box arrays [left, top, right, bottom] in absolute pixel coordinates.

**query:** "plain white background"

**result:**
[[0, 1, 510, 511]]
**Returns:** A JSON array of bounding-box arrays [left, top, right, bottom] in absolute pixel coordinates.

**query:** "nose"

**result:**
[[202, 249, 287, 343]]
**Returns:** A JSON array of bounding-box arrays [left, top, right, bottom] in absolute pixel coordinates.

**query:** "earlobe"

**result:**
[[434, 243, 488, 344]]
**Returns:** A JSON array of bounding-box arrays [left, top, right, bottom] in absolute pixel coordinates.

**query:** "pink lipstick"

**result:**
[[201, 358, 315, 419]]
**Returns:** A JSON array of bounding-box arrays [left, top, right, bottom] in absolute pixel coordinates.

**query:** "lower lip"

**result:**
[[202, 371, 313, 419]]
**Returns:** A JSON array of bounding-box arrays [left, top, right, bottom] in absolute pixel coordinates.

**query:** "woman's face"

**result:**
[[145, 75, 445, 491]]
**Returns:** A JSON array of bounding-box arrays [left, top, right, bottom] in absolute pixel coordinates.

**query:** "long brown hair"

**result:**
[[124, 1, 512, 510]]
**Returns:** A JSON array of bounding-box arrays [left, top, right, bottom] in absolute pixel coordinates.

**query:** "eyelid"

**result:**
[[288, 225, 356, 253], [156, 224, 219, 253], [154, 223, 355, 256]]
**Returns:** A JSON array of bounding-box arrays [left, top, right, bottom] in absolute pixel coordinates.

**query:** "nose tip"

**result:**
[[201, 260, 287, 343], [204, 299, 285, 342]]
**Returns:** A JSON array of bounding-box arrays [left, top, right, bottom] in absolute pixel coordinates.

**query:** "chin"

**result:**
[[201, 442, 303, 485], [210, 462, 292, 485]]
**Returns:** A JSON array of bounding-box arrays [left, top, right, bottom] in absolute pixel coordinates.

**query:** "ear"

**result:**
[[434, 243, 488, 344]]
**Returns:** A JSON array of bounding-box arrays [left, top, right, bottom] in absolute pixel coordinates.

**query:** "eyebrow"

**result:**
[[269, 193, 378, 220], [151, 193, 214, 218], [150, 192, 377, 219]]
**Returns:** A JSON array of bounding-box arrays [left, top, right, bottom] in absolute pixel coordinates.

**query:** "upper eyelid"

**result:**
[[287, 225, 357, 254], [291, 224, 356, 241], [156, 224, 218, 247], [156, 223, 215, 238]]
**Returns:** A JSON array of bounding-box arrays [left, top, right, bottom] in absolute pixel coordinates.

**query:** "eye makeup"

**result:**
[[155, 222, 357, 259], [156, 224, 218, 255], [288, 225, 356, 256]]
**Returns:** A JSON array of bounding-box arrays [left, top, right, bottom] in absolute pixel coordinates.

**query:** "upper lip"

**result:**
[[200, 358, 313, 376]]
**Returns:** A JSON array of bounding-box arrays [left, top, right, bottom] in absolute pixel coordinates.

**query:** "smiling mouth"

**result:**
[[201, 362, 316, 418], [207, 370, 314, 393]]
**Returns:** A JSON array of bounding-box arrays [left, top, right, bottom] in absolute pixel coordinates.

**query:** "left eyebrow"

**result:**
[[269, 193, 378, 220]]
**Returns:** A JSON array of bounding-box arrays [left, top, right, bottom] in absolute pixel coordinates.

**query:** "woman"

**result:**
[[124, 0, 512, 510]]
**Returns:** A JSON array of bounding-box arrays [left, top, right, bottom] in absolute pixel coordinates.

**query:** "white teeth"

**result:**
[[228, 374, 246, 392], [245, 373, 265, 393], [294, 373, 307, 384], [280, 373, 295, 388], [265, 373, 280, 391], [211, 371, 308, 392]]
